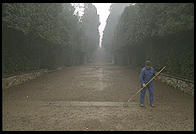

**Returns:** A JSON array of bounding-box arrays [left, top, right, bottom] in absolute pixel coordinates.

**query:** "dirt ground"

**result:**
[[3, 63, 194, 131]]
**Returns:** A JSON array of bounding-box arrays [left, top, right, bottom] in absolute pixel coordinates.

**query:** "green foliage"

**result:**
[[102, 3, 129, 62], [102, 3, 129, 50], [103, 3, 194, 80], [3, 3, 76, 45], [80, 3, 100, 62], [2, 3, 100, 76]]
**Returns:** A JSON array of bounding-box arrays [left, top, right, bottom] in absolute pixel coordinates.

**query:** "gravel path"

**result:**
[[3, 64, 194, 131]]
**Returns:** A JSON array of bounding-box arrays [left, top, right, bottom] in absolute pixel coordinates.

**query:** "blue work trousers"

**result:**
[[140, 83, 154, 104]]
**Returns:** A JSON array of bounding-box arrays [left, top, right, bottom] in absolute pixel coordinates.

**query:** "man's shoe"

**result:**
[[140, 104, 145, 107], [150, 104, 155, 107]]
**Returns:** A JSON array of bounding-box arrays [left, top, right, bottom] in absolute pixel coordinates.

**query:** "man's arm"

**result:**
[[139, 69, 145, 84], [140, 69, 147, 88], [152, 67, 155, 76]]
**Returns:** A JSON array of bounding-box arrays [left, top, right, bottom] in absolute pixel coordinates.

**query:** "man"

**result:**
[[139, 60, 155, 107]]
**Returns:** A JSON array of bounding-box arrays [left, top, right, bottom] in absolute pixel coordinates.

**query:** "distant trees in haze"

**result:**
[[102, 3, 129, 62], [102, 3, 194, 80], [81, 3, 100, 63], [2, 3, 194, 80], [2, 3, 100, 77]]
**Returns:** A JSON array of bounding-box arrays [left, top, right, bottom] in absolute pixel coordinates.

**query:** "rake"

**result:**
[[123, 66, 166, 107]]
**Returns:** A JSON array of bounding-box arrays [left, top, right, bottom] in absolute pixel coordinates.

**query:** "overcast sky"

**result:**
[[72, 3, 111, 47], [92, 3, 111, 47]]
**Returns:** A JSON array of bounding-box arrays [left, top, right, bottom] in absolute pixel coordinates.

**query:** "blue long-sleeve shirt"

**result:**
[[139, 67, 155, 84]]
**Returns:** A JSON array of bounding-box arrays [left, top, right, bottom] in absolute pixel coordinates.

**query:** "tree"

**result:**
[[102, 3, 129, 62], [80, 3, 100, 62], [103, 3, 194, 79], [2, 3, 88, 75]]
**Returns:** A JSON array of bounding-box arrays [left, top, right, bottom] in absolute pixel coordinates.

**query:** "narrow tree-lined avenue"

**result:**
[[2, 3, 194, 131]]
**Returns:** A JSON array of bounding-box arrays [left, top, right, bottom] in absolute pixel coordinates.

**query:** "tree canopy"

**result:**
[[2, 3, 100, 76], [102, 3, 194, 80]]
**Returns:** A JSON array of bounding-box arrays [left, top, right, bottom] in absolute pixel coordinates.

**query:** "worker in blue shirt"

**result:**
[[139, 60, 155, 107]]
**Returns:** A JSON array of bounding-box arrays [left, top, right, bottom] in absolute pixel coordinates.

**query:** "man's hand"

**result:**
[[142, 83, 146, 88]]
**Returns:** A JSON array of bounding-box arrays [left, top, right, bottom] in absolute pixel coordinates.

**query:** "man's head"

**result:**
[[145, 60, 151, 70]]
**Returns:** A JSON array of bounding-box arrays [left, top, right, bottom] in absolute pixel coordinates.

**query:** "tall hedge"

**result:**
[[2, 3, 100, 77], [102, 3, 194, 80]]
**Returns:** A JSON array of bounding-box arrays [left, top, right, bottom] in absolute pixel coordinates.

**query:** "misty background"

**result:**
[[2, 3, 194, 80]]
